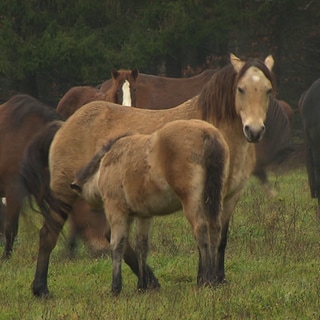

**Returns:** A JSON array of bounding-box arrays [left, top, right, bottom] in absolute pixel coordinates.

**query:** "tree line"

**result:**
[[0, 0, 319, 108]]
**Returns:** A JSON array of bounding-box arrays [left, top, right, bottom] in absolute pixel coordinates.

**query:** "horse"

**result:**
[[253, 98, 294, 197], [19, 53, 275, 297], [299, 78, 320, 214], [100, 69, 293, 195], [70, 119, 230, 294], [56, 68, 138, 120], [99, 68, 216, 109], [0, 94, 62, 259]]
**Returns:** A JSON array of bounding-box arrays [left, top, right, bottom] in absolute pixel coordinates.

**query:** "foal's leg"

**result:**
[[106, 206, 130, 295], [32, 209, 67, 297], [135, 217, 153, 291], [105, 217, 160, 290]]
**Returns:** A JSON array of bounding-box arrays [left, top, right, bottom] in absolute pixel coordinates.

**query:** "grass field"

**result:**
[[1, 159, 320, 319]]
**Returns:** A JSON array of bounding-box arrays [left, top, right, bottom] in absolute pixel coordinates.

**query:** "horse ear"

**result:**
[[131, 67, 139, 80], [230, 53, 244, 73], [264, 55, 274, 71], [111, 68, 119, 80]]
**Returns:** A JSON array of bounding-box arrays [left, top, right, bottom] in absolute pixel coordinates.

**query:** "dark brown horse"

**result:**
[[20, 53, 275, 297], [57, 68, 138, 120], [0, 94, 62, 259], [299, 78, 320, 214]]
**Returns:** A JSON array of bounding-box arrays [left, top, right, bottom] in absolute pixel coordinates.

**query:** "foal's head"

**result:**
[[106, 68, 139, 106]]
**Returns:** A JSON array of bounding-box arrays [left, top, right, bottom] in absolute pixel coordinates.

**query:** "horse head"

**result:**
[[231, 53, 274, 143], [108, 68, 139, 106]]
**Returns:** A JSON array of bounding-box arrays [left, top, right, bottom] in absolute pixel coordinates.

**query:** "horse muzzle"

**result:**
[[243, 124, 266, 143]]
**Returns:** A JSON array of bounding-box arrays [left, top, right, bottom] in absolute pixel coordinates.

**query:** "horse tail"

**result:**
[[203, 133, 229, 219], [71, 133, 131, 192], [19, 120, 70, 228]]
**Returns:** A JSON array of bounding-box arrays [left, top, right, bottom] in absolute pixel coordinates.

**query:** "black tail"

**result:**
[[203, 134, 228, 218], [19, 120, 71, 229], [71, 132, 131, 191]]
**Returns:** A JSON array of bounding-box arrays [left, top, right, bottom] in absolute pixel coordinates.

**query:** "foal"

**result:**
[[71, 119, 230, 294]]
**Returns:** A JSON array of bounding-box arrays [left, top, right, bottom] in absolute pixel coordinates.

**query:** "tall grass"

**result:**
[[1, 165, 319, 319]]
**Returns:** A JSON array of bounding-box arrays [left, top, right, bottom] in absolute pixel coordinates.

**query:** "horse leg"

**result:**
[[107, 211, 129, 295], [135, 217, 154, 291], [184, 202, 218, 287], [254, 169, 276, 198], [105, 217, 160, 290], [2, 186, 22, 259], [32, 210, 67, 297], [0, 200, 5, 245], [216, 221, 229, 283]]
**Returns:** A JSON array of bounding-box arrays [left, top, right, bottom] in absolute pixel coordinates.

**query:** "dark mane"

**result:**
[[74, 133, 131, 187], [197, 58, 275, 123], [3, 94, 61, 127]]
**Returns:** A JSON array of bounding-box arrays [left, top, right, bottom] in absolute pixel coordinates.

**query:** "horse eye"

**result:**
[[267, 88, 272, 95], [238, 87, 244, 94]]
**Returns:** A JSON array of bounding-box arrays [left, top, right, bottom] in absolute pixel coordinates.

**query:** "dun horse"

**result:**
[[56, 68, 138, 120], [299, 78, 320, 214], [20, 53, 275, 297], [71, 119, 230, 294], [101, 69, 293, 196]]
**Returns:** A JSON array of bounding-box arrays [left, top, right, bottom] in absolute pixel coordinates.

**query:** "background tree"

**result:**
[[0, 0, 319, 109]]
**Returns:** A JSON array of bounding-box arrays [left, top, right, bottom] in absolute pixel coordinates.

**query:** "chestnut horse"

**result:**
[[99, 68, 216, 109], [0, 94, 62, 259], [299, 78, 320, 214], [71, 119, 230, 294], [20, 53, 274, 297], [56, 68, 138, 120]]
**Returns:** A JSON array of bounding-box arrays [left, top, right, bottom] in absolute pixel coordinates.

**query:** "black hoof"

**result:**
[[32, 282, 51, 298]]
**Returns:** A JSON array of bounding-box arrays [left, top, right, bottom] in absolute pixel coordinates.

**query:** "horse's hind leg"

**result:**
[[32, 209, 67, 297], [105, 217, 160, 290], [135, 217, 154, 291]]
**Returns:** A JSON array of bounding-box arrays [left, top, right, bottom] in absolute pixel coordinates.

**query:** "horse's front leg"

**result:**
[[216, 221, 229, 283], [184, 202, 219, 286], [135, 217, 153, 291], [33, 210, 67, 297]]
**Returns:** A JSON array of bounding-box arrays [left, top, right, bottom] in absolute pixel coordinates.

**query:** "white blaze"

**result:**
[[122, 80, 132, 106]]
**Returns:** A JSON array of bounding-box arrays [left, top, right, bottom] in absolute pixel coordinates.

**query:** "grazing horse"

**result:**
[[20, 53, 274, 297], [71, 119, 230, 294], [0, 94, 62, 259], [56, 68, 138, 120], [299, 78, 320, 214]]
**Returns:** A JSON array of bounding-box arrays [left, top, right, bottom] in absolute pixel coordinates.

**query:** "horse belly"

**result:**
[[127, 185, 182, 217]]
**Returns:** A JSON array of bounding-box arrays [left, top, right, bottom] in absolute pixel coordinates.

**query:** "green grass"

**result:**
[[1, 166, 320, 319]]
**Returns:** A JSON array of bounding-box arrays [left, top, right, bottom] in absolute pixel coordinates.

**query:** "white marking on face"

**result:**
[[252, 75, 260, 82], [122, 80, 132, 106]]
